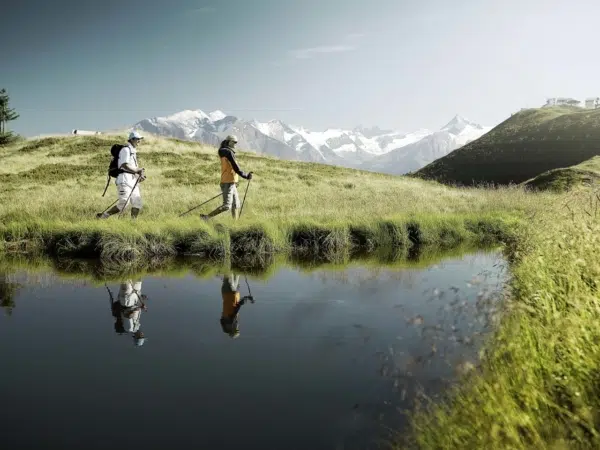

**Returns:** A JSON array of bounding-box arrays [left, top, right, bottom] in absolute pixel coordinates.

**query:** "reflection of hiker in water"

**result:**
[[220, 273, 254, 339], [106, 280, 147, 346]]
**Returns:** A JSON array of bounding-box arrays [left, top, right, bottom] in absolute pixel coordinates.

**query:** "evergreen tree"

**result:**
[[0, 89, 20, 145]]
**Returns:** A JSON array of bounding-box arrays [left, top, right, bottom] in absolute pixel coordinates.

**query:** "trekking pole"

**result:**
[[99, 198, 118, 216], [118, 176, 141, 218], [239, 179, 252, 218], [101, 172, 111, 197], [178, 193, 221, 217]]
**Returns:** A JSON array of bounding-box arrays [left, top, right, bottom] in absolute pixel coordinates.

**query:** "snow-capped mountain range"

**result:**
[[133, 109, 493, 175]]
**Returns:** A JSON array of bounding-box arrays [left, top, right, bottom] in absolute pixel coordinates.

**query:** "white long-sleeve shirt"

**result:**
[[116, 143, 139, 187]]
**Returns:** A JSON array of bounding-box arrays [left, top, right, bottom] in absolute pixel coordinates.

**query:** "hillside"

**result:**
[[413, 106, 600, 186], [0, 134, 545, 223], [523, 155, 600, 192]]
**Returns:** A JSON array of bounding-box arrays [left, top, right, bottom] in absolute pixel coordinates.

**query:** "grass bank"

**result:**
[[404, 187, 600, 449], [0, 134, 546, 263]]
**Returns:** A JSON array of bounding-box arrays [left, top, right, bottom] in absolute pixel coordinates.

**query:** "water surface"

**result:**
[[0, 250, 507, 449]]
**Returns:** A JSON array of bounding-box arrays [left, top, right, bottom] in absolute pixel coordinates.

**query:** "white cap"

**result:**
[[128, 131, 144, 140]]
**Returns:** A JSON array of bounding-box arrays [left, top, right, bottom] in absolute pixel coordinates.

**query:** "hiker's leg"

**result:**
[[100, 205, 120, 218], [130, 185, 142, 219], [204, 183, 232, 218], [231, 274, 240, 291], [231, 184, 241, 220], [116, 183, 133, 212]]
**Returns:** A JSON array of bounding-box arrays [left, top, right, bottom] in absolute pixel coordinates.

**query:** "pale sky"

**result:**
[[3, 0, 599, 136]]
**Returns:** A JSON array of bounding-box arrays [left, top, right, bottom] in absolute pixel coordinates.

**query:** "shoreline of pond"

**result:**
[[0, 214, 520, 267]]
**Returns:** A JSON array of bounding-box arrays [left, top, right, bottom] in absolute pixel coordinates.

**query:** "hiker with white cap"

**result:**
[[97, 131, 146, 219], [201, 135, 253, 221], [117, 280, 148, 346]]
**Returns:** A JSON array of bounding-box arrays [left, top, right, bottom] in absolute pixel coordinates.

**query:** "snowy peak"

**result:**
[[161, 109, 209, 123], [208, 110, 226, 121], [352, 125, 394, 138], [441, 115, 484, 135]]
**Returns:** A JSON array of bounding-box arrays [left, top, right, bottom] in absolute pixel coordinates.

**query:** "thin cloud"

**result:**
[[345, 33, 366, 40], [290, 45, 355, 60], [188, 6, 216, 14]]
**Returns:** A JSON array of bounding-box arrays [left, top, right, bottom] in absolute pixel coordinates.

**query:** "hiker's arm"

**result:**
[[121, 163, 144, 175], [225, 150, 252, 180], [118, 148, 144, 175]]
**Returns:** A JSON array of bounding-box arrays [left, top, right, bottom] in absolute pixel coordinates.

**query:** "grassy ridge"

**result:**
[[523, 155, 600, 193], [0, 134, 546, 262], [414, 107, 600, 186]]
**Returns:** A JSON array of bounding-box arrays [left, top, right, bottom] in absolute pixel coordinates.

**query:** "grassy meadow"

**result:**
[[0, 133, 544, 264], [4, 129, 600, 449]]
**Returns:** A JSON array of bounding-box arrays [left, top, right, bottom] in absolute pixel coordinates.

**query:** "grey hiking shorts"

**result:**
[[220, 182, 240, 210]]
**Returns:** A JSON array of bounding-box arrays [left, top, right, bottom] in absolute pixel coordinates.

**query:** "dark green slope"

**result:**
[[413, 106, 600, 186]]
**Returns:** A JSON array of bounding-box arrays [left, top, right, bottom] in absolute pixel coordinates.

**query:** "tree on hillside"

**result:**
[[0, 88, 20, 145]]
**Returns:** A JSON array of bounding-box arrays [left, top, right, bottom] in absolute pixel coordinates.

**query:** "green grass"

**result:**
[[0, 134, 546, 263], [399, 187, 600, 449], [414, 106, 600, 186]]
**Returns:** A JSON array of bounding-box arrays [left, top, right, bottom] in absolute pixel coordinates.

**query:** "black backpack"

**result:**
[[109, 144, 127, 178], [102, 144, 127, 196]]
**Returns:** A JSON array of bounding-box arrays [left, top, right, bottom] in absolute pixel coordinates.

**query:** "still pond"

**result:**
[[0, 250, 507, 449]]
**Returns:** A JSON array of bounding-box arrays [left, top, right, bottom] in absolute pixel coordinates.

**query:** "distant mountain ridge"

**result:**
[[133, 109, 492, 174]]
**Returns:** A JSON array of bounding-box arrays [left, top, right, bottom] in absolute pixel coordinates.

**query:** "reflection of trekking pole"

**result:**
[[244, 275, 254, 303], [105, 283, 115, 308], [118, 176, 141, 218], [179, 193, 221, 217], [239, 179, 252, 218]]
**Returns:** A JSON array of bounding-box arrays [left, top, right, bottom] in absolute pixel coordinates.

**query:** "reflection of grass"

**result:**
[[0, 273, 20, 315], [0, 241, 498, 284]]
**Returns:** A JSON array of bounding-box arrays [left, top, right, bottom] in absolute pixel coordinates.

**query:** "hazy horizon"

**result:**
[[3, 0, 599, 137]]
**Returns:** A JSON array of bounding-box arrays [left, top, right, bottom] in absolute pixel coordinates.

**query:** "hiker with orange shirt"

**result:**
[[201, 135, 253, 221], [220, 273, 254, 338]]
